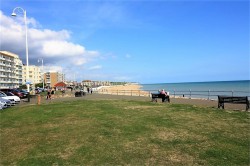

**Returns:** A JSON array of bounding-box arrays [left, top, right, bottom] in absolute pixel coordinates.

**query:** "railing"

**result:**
[[97, 89, 250, 100], [169, 90, 250, 100]]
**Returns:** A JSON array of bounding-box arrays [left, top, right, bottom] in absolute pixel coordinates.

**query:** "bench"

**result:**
[[151, 93, 170, 103], [75, 91, 86, 97], [218, 96, 249, 110]]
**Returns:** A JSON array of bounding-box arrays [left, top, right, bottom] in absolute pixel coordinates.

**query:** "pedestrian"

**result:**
[[61, 88, 65, 96], [159, 89, 170, 102], [51, 88, 55, 99], [160, 89, 168, 102], [47, 89, 51, 100]]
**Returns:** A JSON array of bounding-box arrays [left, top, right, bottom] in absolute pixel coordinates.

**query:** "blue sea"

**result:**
[[141, 80, 250, 100]]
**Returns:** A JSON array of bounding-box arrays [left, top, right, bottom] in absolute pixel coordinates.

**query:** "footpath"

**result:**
[[18, 93, 248, 111]]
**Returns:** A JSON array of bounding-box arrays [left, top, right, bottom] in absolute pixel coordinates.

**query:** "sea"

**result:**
[[141, 80, 250, 100]]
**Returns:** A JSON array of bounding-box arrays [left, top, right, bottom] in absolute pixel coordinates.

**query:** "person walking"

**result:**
[[46, 89, 51, 100], [51, 88, 55, 99]]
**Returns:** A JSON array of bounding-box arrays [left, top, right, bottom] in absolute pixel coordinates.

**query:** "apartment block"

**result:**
[[44, 72, 65, 87], [0, 51, 23, 89], [22, 65, 42, 85]]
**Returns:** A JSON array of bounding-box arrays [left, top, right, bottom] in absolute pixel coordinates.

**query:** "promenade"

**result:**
[[18, 92, 248, 111]]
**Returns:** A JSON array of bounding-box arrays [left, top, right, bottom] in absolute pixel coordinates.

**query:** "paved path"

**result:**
[[18, 93, 248, 111]]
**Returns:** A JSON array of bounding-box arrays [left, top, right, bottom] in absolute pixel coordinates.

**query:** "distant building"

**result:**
[[0, 51, 23, 89], [82, 80, 111, 87], [44, 72, 65, 88], [22, 65, 41, 85], [65, 80, 77, 88], [82, 80, 92, 87]]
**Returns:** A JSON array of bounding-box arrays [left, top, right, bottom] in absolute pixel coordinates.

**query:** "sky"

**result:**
[[0, 0, 249, 84]]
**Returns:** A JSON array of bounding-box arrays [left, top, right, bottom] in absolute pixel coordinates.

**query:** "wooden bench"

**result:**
[[151, 93, 170, 103], [218, 96, 249, 110]]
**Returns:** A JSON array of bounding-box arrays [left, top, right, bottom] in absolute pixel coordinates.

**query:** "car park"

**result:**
[[0, 91, 20, 104]]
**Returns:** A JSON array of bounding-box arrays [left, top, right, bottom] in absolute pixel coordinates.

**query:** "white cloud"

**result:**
[[71, 57, 87, 66], [43, 65, 63, 73], [0, 10, 99, 68], [42, 40, 85, 57], [88, 65, 102, 70], [0, 10, 134, 82], [29, 29, 70, 41]]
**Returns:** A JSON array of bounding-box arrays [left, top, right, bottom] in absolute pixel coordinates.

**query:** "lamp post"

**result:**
[[38, 58, 44, 90], [12, 7, 30, 92]]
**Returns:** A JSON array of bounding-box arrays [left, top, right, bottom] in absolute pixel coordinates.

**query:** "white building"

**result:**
[[22, 65, 42, 85], [0, 51, 23, 89]]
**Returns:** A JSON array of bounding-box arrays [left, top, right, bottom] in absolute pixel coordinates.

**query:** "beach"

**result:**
[[97, 84, 150, 96], [99, 83, 142, 91]]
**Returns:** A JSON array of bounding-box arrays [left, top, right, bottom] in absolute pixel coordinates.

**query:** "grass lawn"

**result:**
[[1, 99, 249, 165]]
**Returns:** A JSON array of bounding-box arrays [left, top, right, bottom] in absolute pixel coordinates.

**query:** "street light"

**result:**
[[38, 58, 44, 89], [11, 7, 30, 92]]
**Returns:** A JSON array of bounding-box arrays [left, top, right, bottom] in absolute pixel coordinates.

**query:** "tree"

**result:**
[[35, 83, 43, 88], [19, 84, 27, 89]]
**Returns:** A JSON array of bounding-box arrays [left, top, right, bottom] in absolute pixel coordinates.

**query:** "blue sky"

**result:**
[[0, 0, 249, 83]]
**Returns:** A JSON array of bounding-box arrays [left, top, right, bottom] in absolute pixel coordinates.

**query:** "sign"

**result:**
[[26, 81, 32, 85]]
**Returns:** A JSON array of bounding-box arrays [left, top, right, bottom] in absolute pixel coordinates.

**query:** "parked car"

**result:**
[[0, 98, 11, 109], [19, 89, 29, 97], [0, 96, 13, 107], [9, 89, 25, 98], [0, 101, 5, 110], [35, 88, 40, 94], [0, 88, 27, 99], [3, 92, 22, 104], [35, 88, 44, 94], [0, 91, 20, 104]]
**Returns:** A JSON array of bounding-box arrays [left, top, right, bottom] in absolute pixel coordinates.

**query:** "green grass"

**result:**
[[1, 100, 249, 165]]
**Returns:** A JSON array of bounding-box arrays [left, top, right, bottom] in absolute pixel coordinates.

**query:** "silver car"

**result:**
[[0, 91, 20, 104], [0, 97, 11, 109]]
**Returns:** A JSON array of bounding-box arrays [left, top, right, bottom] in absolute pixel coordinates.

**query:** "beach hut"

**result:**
[[54, 82, 67, 90]]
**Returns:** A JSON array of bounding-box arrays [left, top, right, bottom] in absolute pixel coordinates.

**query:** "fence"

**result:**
[[170, 90, 250, 100], [97, 89, 250, 100]]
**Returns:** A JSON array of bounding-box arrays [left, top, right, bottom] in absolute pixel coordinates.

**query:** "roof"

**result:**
[[54, 82, 67, 87], [0, 51, 19, 58]]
